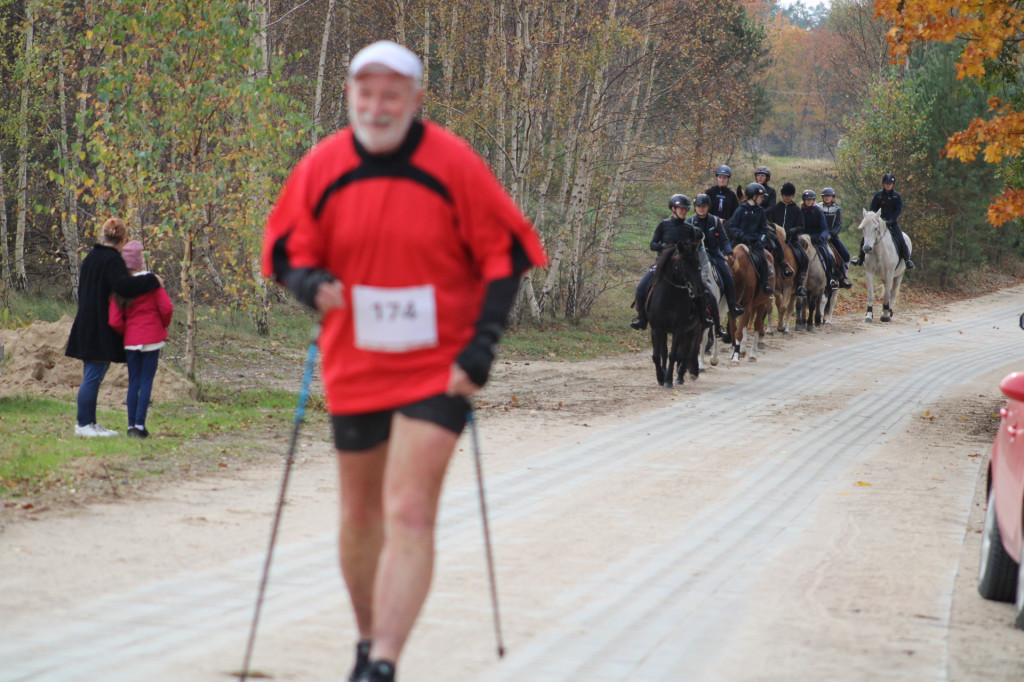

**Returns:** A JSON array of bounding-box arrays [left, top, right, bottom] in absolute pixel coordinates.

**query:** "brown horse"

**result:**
[[728, 244, 773, 363], [767, 223, 799, 335]]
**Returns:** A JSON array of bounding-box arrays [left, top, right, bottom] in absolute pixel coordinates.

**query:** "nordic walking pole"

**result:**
[[238, 324, 320, 682], [466, 406, 506, 658]]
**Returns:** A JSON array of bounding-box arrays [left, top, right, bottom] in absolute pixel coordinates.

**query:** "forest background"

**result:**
[[1, 0, 1023, 380]]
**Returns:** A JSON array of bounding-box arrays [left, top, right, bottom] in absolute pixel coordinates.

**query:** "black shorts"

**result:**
[[331, 393, 470, 452]]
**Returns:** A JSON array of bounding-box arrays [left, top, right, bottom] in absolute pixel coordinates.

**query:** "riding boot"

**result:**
[[840, 260, 852, 288], [851, 238, 866, 266], [630, 308, 648, 330], [721, 271, 744, 317], [759, 258, 774, 296], [707, 295, 726, 339], [905, 259, 915, 269], [702, 295, 714, 329]]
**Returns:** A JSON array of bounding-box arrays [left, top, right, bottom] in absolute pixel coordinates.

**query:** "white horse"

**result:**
[[857, 208, 911, 323], [698, 268, 728, 371]]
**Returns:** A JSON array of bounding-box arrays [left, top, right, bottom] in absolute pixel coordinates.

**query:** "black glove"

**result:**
[[455, 321, 503, 387], [284, 267, 336, 311]]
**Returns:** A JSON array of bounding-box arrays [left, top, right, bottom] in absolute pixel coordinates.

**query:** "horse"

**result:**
[[794, 234, 826, 331], [857, 208, 910, 323], [646, 243, 705, 388], [728, 244, 773, 363], [767, 223, 799, 335]]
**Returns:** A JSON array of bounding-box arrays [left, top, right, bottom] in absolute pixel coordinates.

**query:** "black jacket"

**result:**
[[705, 186, 739, 221], [650, 217, 702, 253], [767, 200, 804, 242], [760, 184, 777, 213], [730, 202, 771, 246], [869, 189, 903, 225], [688, 214, 733, 259], [66, 243, 160, 363]]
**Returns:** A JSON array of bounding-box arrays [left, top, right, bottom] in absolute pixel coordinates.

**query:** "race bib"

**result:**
[[352, 284, 438, 352]]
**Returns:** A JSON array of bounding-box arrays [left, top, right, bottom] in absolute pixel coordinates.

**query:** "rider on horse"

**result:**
[[853, 173, 915, 269], [821, 187, 852, 288], [730, 183, 775, 297], [754, 166, 777, 212], [800, 189, 840, 291], [705, 165, 740, 222], [689, 193, 745, 339], [630, 194, 710, 331], [767, 182, 809, 297]]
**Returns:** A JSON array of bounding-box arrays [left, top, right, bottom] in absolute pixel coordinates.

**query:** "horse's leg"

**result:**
[[730, 318, 744, 364], [880, 275, 893, 322], [666, 331, 679, 388], [891, 273, 904, 317], [652, 328, 665, 385], [864, 270, 875, 323]]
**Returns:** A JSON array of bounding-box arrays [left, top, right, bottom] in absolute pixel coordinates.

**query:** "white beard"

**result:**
[[349, 105, 413, 155]]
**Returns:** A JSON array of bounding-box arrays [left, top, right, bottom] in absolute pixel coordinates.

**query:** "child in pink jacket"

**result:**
[[109, 240, 173, 438]]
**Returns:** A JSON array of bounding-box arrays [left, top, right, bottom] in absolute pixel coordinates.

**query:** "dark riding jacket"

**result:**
[[760, 183, 777, 213], [767, 200, 804, 242], [650, 217, 702, 253], [800, 204, 829, 243], [688, 214, 732, 260], [730, 202, 771, 248], [705, 186, 739, 222], [870, 189, 903, 226], [822, 203, 843, 238]]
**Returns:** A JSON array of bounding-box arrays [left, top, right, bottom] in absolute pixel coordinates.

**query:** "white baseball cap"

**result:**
[[349, 40, 423, 84]]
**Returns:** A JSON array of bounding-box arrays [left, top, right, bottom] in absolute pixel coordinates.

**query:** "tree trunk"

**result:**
[[56, 6, 81, 298], [336, 0, 352, 129], [311, 0, 336, 147], [392, 0, 407, 44], [0, 151, 10, 287], [442, 4, 457, 127], [14, 1, 36, 291]]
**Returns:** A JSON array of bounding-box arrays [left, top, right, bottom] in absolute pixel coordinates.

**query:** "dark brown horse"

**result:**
[[728, 244, 773, 363], [646, 244, 704, 387]]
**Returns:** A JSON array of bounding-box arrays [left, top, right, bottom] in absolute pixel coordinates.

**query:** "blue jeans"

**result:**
[[77, 361, 110, 427], [126, 349, 161, 427]]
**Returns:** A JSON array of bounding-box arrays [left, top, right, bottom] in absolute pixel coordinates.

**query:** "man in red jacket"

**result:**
[[263, 41, 546, 682]]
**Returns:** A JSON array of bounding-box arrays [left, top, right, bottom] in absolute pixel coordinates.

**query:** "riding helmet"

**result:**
[[694, 193, 711, 207], [780, 182, 796, 196], [669, 194, 691, 210], [821, 187, 836, 197], [744, 183, 765, 199], [802, 189, 816, 201], [882, 173, 896, 184], [715, 165, 732, 178], [754, 166, 771, 180]]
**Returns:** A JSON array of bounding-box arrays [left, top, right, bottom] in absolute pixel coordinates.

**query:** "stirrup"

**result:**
[[796, 285, 808, 296], [828, 279, 839, 291], [730, 305, 744, 317]]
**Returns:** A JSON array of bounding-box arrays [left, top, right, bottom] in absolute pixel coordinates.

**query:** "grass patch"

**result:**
[[0, 388, 323, 499]]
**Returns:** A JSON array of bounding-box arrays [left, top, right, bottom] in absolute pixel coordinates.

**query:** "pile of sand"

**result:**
[[0, 316, 196, 405]]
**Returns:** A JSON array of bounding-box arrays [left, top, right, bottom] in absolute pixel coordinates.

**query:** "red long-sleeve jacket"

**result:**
[[108, 278, 174, 347]]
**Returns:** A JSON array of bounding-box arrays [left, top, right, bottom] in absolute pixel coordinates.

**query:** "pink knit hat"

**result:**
[[122, 240, 144, 270]]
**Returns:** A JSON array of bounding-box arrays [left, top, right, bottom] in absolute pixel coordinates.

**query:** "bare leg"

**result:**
[[370, 414, 459, 663], [338, 442, 388, 639]]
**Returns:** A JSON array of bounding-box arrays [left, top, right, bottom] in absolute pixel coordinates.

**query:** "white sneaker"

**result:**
[[75, 423, 100, 437], [93, 424, 119, 437]]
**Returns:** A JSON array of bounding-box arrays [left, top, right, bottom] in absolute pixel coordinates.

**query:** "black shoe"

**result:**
[[828, 279, 839, 291], [127, 426, 149, 439], [841, 278, 853, 289], [715, 324, 727, 339], [905, 259, 915, 270], [796, 285, 808, 296], [356, 660, 396, 682], [850, 256, 862, 266], [629, 318, 647, 331], [703, 315, 714, 328], [730, 304, 744, 317], [348, 640, 372, 682]]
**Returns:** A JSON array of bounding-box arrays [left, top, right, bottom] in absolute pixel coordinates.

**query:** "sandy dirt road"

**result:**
[[2, 285, 1024, 681]]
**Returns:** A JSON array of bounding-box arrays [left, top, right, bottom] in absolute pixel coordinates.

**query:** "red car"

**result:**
[[978, 313, 1024, 626]]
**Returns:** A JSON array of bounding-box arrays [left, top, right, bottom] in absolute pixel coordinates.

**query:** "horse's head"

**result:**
[[857, 208, 885, 254], [656, 243, 702, 295]]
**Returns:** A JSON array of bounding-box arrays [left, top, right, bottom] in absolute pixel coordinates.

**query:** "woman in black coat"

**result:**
[[66, 218, 161, 437]]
